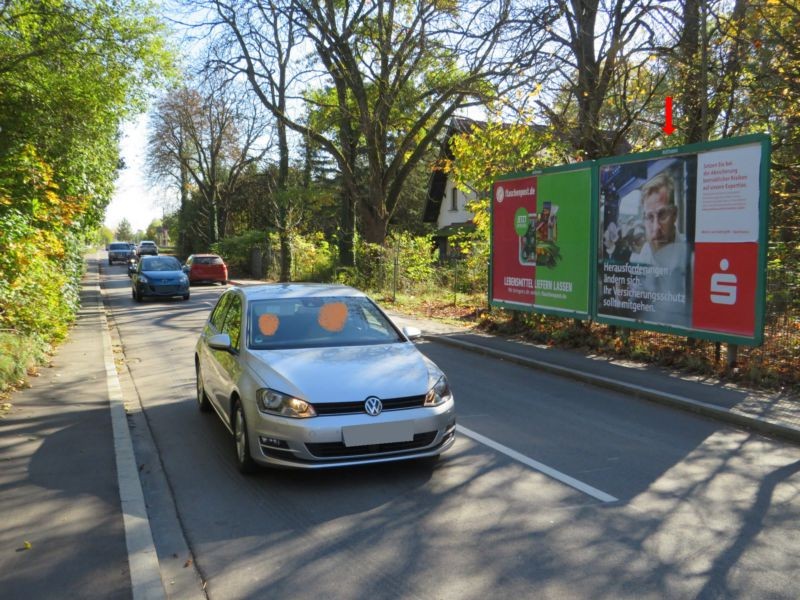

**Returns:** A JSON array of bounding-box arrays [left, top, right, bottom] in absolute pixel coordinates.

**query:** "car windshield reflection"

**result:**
[[248, 296, 403, 350], [141, 258, 181, 272]]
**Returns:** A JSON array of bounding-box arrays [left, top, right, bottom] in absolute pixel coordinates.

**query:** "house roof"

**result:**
[[423, 117, 483, 223]]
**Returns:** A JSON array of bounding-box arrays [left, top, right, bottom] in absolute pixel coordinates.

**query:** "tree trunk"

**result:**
[[572, 0, 603, 159], [178, 159, 192, 258], [208, 192, 219, 245], [359, 191, 389, 245], [680, 0, 705, 144], [338, 188, 355, 267], [279, 230, 291, 282]]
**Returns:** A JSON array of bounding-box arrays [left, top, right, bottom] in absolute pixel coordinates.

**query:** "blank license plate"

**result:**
[[342, 422, 414, 447]]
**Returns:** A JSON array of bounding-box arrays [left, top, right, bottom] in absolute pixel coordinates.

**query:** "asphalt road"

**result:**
[[100, 262, 800, 600]]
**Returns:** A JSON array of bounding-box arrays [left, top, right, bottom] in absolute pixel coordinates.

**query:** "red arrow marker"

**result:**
[[663, 96, 675, 135]]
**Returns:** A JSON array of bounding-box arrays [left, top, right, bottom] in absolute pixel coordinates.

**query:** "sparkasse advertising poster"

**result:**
[[491, 163, 593, 318], [596, 134, 770, 344]]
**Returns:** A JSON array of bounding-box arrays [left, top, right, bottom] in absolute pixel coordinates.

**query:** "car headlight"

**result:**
[[256, 388, 316, 418], [180, 275, 189, 285], [424, 375, 452, 406], [138, 274, 149, 283]]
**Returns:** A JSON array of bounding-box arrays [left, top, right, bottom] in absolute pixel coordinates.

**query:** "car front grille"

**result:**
[[149, 284, 180, 293], [305, 431, 437, 458], [312, 394, 426, 416]]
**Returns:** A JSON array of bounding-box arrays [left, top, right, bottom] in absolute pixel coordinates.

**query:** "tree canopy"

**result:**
[[0, 0, 172, 344]]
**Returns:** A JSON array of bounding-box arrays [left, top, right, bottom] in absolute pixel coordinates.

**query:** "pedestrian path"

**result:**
[[0, 259, 137, 599]]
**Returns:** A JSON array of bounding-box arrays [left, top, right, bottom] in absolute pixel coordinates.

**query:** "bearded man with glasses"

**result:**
[[632, 170, 691, 326]]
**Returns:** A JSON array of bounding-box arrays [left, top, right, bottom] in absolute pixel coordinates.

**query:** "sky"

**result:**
[[105, 113, 173, 234]]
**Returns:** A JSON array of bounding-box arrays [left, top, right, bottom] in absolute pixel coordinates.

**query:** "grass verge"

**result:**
[[0, 331, 50, 399]]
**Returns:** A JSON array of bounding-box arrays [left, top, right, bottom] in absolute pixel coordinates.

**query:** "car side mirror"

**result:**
[[208, 333, 233, 352], [403, 326, 422, 340], [182, 265, 190, 273]]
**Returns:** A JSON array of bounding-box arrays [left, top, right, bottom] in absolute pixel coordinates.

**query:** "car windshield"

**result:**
[[109, 243, 128, 250], [195, 256, 223, 265], [141, 257, 180, 272], [248, 296, 403, 350]]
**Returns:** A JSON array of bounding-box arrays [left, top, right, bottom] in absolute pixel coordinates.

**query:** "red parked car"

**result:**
[[184, 254, 229, 285]]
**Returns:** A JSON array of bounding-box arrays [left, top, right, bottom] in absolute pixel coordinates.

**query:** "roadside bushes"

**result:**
[[211, 230, 271, 277], [290, 233, 336, 282], [333, 233, 437, 293]]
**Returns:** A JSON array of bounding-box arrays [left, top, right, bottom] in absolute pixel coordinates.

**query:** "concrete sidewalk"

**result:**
[[0, 257, 163, 600]]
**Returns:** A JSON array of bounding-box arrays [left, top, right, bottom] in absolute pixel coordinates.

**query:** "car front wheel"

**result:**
[[233, 400, 257, 474]]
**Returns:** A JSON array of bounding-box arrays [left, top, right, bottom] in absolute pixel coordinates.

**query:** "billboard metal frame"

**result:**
[[594, 134, 771, 345], [489, 134, 771, 346]]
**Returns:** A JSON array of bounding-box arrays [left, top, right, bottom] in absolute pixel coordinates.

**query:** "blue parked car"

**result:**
[[132, 255, 190, 302]]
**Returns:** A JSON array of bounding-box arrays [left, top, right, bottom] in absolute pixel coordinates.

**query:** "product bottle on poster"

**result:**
[[519, 214, 537, 265], [537, 202, 551, 242]]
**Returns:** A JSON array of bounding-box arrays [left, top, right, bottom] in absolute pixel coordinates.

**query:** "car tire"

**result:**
[[134, 289, 142, 303], [183, 293, 190, 301], [195, 363, 211, 413], [233, 400, 257, 474], [108, 259, 113, 265]]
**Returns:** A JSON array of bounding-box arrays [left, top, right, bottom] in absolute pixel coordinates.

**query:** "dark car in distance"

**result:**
[[108, 242, 135, 265], [132, 255, 190, 302]]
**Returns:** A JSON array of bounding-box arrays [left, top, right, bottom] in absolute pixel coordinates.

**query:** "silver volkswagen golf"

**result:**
[[195, 283, 456, 472]]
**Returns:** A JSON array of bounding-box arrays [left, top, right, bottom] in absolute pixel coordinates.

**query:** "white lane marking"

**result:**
[[96, 258, 167, 599], [457, 425, 618, 503]]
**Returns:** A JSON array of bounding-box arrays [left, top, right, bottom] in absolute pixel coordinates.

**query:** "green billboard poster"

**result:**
[[491, 163, 593, 317]]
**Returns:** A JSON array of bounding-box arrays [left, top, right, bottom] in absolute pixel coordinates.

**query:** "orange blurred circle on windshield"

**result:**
[[258, 314, 280, 336], [318, 302, 348, 332]]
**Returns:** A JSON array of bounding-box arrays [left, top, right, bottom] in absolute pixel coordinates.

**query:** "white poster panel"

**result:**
[[695, 144, 761, 243]]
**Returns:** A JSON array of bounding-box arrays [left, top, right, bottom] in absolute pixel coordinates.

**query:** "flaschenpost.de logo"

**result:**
[[495, 185, 505, 204]]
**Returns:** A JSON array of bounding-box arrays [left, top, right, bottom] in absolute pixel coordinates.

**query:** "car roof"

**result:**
[[140, 240, 156, 245], [141, 255, 178, 265], [191, 253, 221, 258], [236, 283, 366, 301]]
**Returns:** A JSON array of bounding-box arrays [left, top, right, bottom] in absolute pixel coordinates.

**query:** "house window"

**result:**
[[450, 187, 458, 211]]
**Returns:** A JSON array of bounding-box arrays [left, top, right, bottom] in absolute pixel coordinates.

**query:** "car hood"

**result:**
[[245, 342, 438, 403]]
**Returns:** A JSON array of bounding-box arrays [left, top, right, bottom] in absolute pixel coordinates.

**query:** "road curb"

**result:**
[[427, 334, 800, 445], [94, 258, 167, 600]]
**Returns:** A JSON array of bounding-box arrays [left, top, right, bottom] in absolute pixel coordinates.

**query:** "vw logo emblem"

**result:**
[[364, 396, 383, 417]]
